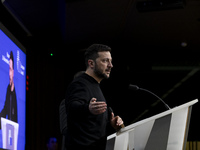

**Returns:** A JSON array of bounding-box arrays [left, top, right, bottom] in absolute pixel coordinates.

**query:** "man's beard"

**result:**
[[94, 64, 109, 79]]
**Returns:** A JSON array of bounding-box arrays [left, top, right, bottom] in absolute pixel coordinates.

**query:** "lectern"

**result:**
[[1, 118, 19, 150], [106, 99, 198, 150]]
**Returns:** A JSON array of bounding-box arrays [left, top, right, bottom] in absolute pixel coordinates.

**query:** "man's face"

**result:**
[[9, 59, 14, 86], [94, 51, 113, 79]]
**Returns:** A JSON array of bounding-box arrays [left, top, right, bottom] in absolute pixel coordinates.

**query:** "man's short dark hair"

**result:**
[[84, 44, 111, 68]]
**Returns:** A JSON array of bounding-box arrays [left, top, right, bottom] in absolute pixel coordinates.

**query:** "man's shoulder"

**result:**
[[72, 73, 90, 85], [6, 84, 10, 89]]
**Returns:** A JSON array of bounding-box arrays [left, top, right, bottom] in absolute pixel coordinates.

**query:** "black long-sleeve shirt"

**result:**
[[0, 84, 18, 129], [65, 73, 111, 150]]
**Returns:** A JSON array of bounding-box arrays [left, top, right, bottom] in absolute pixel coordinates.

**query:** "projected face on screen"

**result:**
[[9, 51, 14, 90], [0, 23, 26, 150]]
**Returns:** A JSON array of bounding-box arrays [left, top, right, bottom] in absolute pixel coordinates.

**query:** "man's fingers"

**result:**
[[89, 98, 107, 115], [116, 116, 124, 126], [90, 98, 97, 103], [94, 102, 107, 110], [111, 112, 114, 119]]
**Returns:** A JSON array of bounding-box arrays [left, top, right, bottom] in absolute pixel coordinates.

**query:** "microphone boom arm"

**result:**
[[140, 88, 171, 110]]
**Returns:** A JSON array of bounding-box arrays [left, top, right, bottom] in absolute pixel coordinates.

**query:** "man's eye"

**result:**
[[102, 59, 112, 63]]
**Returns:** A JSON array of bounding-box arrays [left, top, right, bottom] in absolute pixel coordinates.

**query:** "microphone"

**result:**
[[129, 84, 171, 110], [109, 107, 125, 128]]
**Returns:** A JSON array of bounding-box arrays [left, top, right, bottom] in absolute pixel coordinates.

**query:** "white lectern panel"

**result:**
[[106, 99, 198, 150], [1, 118, 19, 150]]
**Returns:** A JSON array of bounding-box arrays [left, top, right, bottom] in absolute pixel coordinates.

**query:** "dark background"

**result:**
[[0, 0, 200, 149]]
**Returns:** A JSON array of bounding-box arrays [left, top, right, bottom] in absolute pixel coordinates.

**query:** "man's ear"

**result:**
[[88, 59, 94, 68]]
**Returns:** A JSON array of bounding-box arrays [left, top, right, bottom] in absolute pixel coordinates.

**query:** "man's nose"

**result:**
[[108, 62, 113, 68]]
